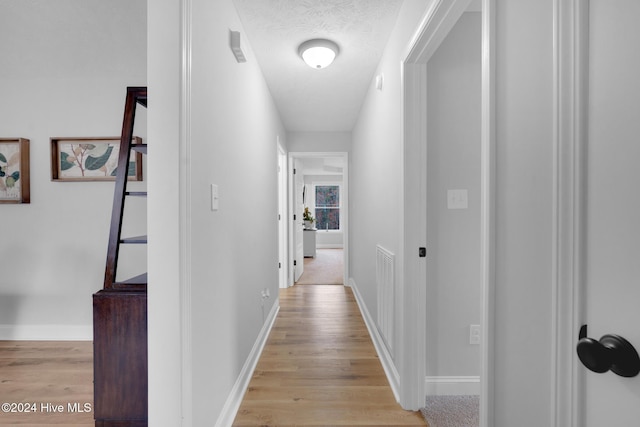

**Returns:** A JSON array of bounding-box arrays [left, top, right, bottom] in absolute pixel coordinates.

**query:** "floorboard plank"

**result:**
[[0, 341, 93, 426], [233, 285, 426, 426], [0, 286, 427, 426]]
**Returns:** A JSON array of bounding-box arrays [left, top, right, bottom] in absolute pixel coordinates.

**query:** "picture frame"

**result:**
[[0, 138, 30, 204], [50, 137, 143, 182]]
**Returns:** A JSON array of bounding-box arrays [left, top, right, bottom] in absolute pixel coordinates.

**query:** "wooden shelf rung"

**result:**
[[125, 191, 147, 197]]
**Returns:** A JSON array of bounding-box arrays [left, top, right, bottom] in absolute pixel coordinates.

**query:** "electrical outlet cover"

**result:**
[[447, 189, 468, 209], [470, 324, 481, 345]]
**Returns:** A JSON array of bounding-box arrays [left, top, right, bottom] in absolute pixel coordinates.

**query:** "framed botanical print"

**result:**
[[51, 137, 143, 182], [0, 138, 30, 204]]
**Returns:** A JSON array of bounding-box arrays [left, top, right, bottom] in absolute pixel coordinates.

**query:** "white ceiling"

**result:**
[[232, 0, 404, 133], [299, 156, 345, 175]]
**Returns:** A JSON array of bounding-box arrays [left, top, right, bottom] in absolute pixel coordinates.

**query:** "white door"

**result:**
[[293, 158, 304, 282], [579, 1, 640, 424]]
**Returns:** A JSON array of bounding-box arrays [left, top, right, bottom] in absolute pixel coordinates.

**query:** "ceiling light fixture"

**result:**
[[298, 39, 339, 69]]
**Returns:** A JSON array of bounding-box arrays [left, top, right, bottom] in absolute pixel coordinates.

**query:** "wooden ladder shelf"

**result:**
[[93, 86, 148, 427]]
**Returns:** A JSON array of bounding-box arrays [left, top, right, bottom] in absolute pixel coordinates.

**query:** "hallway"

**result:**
[[233, 285, 425, 426]]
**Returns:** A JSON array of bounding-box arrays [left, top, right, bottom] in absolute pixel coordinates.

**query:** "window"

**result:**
[[314, 185, 340, 230]]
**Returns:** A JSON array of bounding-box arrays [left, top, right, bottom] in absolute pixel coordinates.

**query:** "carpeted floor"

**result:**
[[296, 248, 344, 285], [420, 395, 479, 427]]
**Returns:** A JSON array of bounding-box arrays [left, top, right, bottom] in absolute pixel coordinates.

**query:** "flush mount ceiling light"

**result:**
[[298, 39, 339, 69]]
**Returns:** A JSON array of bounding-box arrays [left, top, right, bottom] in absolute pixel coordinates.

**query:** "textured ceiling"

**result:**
[[233, 0, 404, 132]]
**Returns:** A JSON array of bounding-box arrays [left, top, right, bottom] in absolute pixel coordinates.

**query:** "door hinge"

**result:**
[[294, 260, 297, 266], [293, 168, 297, 174], [279, 262, 282, 269], [419, 247, 426, 257], [293, 214, 297, 220], [278, 214, 281, 220]]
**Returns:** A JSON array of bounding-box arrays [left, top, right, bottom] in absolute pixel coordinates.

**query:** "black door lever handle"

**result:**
[[577, 325, 640, 378]]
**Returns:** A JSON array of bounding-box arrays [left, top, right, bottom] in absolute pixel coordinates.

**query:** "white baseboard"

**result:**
[[349, 278, 400, 402], [0, 325, 92, 341], [214, 298, 280, 427], [316, 244, 344, 249], [424, 376, 480, 396]]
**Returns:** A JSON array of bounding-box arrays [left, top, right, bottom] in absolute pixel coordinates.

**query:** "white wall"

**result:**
[[353, 0, 556, 424], [351, 0, 433, 341], [147, 0, 182, 423], [287, 131, 351, 152], [489, 0, 556, 420], [0, 0, 147, 339], [493, 0, 554, 425], [148, 0, 286, 424], [425, 12, 481, 379]]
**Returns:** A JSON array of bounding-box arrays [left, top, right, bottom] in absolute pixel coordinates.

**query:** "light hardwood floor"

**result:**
[[233, 285, 426, 426], [0, 286, 426, 426], [0, 340, 93, 426], [296, 249, 344, 285]]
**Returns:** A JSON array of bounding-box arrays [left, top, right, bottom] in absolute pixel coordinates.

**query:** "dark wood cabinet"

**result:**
[[93, 290, 147, 426], [93, 87, 148, 426]]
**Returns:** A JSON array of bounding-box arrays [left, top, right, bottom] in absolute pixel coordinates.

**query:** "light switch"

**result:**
[[211, 184, 219, 211], [447, 189, 468, 209]]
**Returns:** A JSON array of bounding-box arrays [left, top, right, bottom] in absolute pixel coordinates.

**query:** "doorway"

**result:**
[[402, 0, 494, 422], [287, 152, 349, 288], [425, 3, 482, 396]]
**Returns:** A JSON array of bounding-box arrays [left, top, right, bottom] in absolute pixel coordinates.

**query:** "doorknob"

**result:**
[[577, 325, 640, 378]]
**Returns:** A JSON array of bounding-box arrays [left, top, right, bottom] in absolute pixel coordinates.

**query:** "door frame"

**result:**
[[277, 139, 288, 289], [288, 156, 304, 285], [552, 1, 589, 426], [287, 151, 349, 287], [401, 0, 495, 421]]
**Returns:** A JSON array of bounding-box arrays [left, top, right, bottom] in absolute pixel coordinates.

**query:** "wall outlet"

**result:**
[[469, 324, 481, 345], [447, 189, 468, 209]]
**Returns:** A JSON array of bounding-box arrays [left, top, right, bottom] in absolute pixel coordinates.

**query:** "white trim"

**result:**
[[180, 0, 193, 425], [214, 299, 280, 427], [402, 0, 495, 418], [425, 376, 481, 396], [350, 278, 401, 401], [0, 325, 92, 341], [400, 51, 427, 413], [552, 1, 588, 427], [277, 139, 288, 289], [479, 0, 496, 426], [404, 0, 473, 63]]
